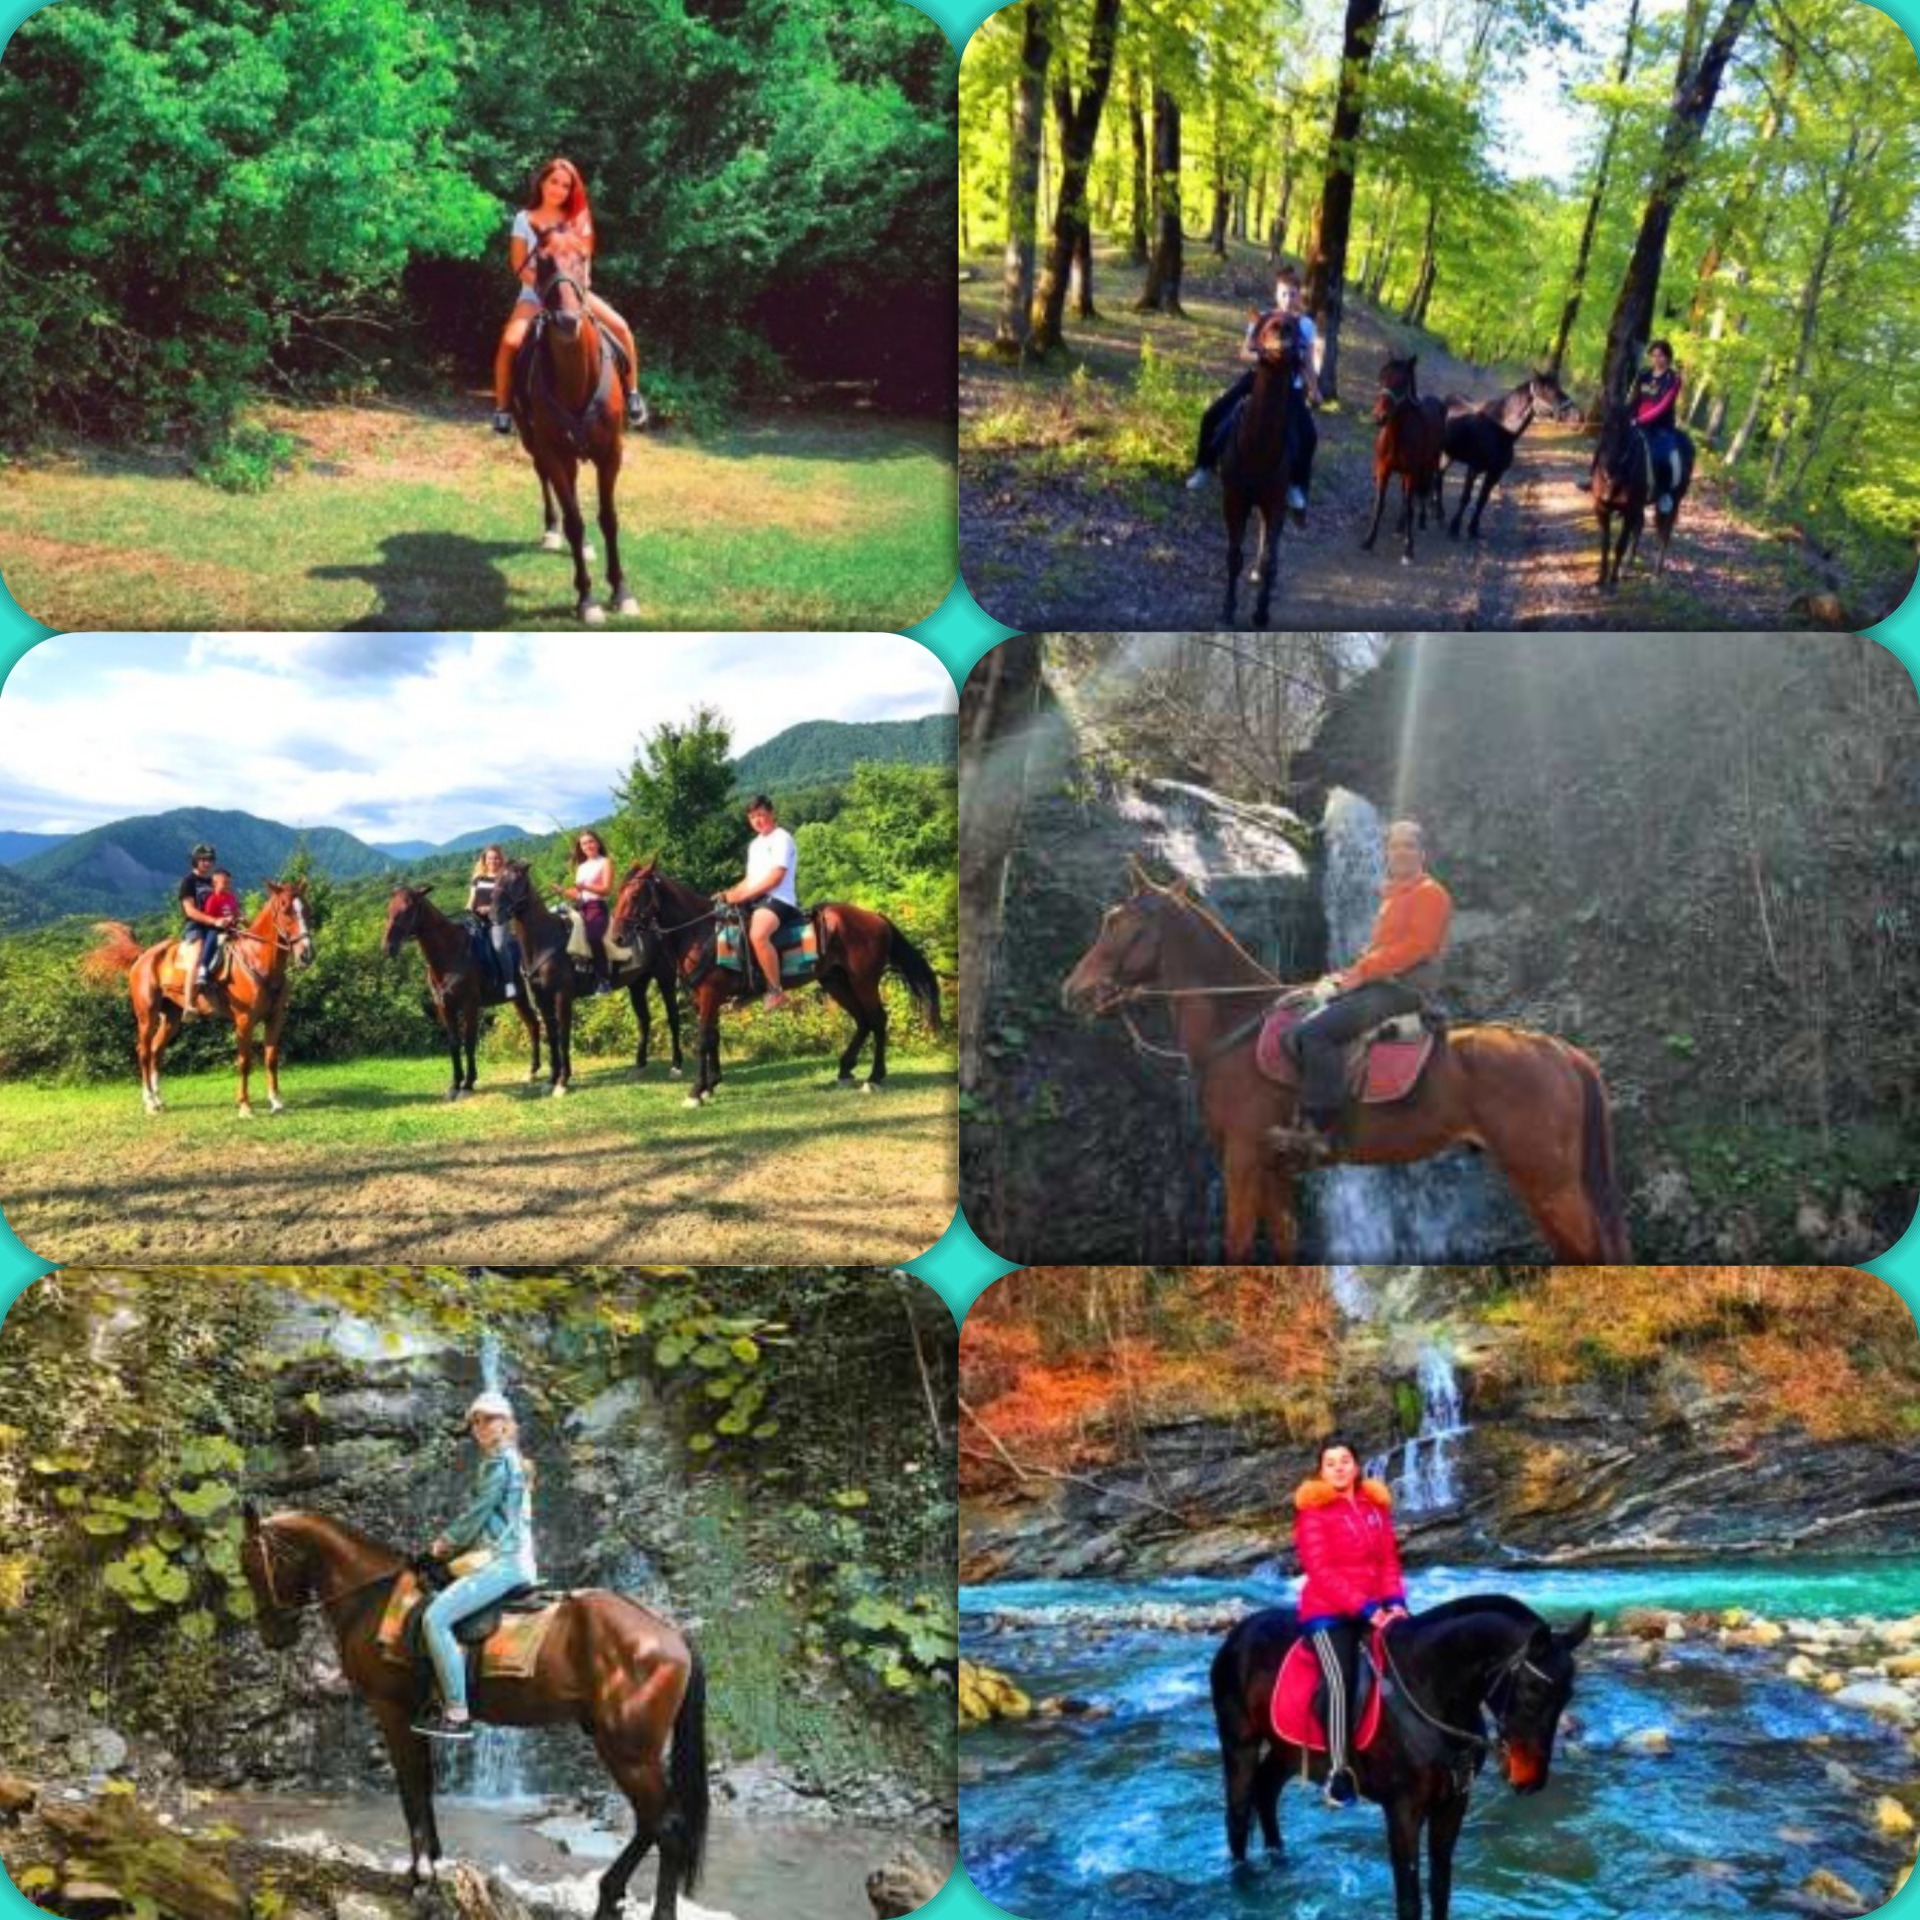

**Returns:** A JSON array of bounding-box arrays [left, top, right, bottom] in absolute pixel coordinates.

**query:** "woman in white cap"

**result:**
[[413, 1389, 539, 1741]]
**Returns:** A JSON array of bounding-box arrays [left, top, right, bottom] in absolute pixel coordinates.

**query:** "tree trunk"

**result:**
[[1597, 0, 1758, 409], [1402, 195, 1439, 325], [1546, 0, 1642, 378], [994, 0, 1053, 356], [1029, 0, 1123, 353], [1137, 86, 1184, 313], [1303, 0, 1386, 400], [1271, 160, 1294, 261], [1724, 356, 1775, 467], [1207, 183, 1232, 254], [1072, 221, 1097, 318], [1129, 74, 1150, 264]]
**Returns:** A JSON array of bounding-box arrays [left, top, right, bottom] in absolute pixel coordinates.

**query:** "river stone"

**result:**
[[1824, 1761, 1864, 1794], [1618, 1608, 1679, 1642], [1723, 1620, 1785, 1649], [1833, 1681, 1920, 1726], [1874, 1797, 1915, 1836], [1883, 1654, 1920, 1679], [1786, 1655, 1822, 1684], [1817, 1673, 1847, 1695], [866, 1843, 946, 1917], [1621, 1728, 1672, 1755], [1801, 1867, 1865, 1911], [1663, 1620, 1687, 1642], [1881, 1618, 1920, 1649], [333, 1895, 403, 1920], [78, 1726, 130, 1775], [0, 1771, 36, 1817]]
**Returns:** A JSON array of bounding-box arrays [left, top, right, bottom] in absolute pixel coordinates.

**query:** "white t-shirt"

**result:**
[[747, 828, 799, 909]]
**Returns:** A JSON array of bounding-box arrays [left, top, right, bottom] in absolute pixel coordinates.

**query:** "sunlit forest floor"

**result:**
[[0, 401, 956, 631], [958, 240, 1905, 633]]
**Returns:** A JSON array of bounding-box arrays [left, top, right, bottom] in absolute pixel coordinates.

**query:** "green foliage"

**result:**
[[613, 706, 743, 893], [732, 715, 956, 794], [192, 422, 299, 495]]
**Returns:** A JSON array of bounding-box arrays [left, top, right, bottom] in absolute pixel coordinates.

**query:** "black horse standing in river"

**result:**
[[1211, 1596, 1591, 1920], [1439, 372, 1580, 540]]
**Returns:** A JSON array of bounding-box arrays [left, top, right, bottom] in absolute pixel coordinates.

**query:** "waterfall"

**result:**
[[1313, 788, 1507, 1259], [1368, 1345, 1469, 1517], [454, 1333, 537, 1808], [1326, 1264, 1376, 1319]]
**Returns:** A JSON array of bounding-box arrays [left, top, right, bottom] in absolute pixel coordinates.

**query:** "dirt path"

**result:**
[[959, 245, 1847, 633]]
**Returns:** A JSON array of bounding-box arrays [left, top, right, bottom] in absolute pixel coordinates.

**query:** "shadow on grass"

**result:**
[[309, 530, 533, 631]]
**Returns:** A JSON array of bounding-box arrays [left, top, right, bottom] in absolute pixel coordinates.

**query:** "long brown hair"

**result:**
[[525, 156, 595, 250]]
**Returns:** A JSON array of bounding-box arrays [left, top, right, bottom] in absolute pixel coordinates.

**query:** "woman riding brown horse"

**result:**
[[85, 880, 315, 1117], [1219, 309, 1307, 629], [382, 884, 544, 1099], [1060, 866, 1628, 1261], [1363, 355, 1448, 566], [610, 860, 944, 1106], [513, 224, 641, 625], [240, 1506, 707, 1920]]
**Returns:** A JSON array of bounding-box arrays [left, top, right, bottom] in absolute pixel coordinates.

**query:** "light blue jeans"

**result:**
[[422, 1554, 536, 1712]]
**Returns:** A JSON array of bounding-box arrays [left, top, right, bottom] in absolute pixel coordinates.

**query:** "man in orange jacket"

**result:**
[[1291, 818, 1451, 1150]]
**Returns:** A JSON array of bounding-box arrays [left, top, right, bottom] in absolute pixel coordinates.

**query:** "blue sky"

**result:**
[[0, 633, 956, 842]]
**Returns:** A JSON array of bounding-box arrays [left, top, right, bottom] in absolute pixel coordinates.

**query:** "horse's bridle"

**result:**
[[253, 1521, 399, 1624], [1380, 1630, 1557, 1760]]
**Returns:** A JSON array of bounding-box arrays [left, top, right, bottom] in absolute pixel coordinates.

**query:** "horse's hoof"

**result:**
[[833, 1075, 857, 1092], [541, 529, 565, 552], [1400, 554, 1411, 567], [269, 1098, 285, 1114], [684, 1094, 701, 1108], [581, 602, 606, 626], [613, 594, 640, 617], [861, 1079, 881, 1095], [551, 1082, 568, 1098], [582, 542, 596, 561], [237, 1106, 254, 1120]]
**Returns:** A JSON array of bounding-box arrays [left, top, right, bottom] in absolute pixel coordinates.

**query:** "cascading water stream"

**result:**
[[454, 1333, 537, 1807], [1314, 788, 1506, 1259], [1366, 1344, 1469, 1516]]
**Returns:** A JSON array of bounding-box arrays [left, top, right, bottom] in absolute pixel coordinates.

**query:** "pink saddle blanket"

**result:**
[[1254, 1002, 1433, 1105]]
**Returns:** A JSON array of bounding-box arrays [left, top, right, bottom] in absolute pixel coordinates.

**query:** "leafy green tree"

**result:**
[[612, 706, 742, 892]]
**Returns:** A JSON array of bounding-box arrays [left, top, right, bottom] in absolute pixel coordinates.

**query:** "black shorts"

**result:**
[[755, 897, 805, 933]]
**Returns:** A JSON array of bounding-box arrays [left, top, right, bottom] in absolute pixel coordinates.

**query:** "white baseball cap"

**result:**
[[466, 1390, 514, 1422]]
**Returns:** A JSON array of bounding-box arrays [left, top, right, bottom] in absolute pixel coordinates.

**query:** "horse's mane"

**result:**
[[1135, 873, 1282, 985], [268, 1507, 406, 1568], [1413, 1592, 1546, 1631]]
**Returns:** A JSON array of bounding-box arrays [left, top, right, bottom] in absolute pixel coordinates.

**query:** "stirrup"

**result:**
[[627, 388, 650, 430], [491, 409, 514, 435], [1324, 1765, 1359, 1808]]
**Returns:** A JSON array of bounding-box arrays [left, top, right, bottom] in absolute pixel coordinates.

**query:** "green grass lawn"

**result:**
[[0, 402, 956, 631], [0, 1048, 957, 1265]]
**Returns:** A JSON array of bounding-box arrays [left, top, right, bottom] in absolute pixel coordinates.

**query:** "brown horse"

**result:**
[[1060, 869, 1628, 1261], [513, 223, 639, 625], [1219, 309, 1308, 629], [84, 881, 314, 1117], [610, 861, 944, 1105], [1363, 354, 1448, 566], [381, 885, 544, 1099], [239, 1507, 707, 1920], [1591, 403, 1692, 587]]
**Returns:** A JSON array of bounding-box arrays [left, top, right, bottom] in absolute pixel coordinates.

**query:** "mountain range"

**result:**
[[732, 713, 954, 792]]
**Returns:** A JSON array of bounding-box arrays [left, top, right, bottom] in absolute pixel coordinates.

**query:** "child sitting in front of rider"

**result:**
[[198, 869, 240, 984], [1186, 266, 1322, 518]]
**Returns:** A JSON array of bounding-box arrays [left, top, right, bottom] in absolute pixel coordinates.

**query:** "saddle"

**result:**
[[561, 907, 637, 974], [714, 907, 821, 991], [1271, 1628, 1390, 1754], [512, 316, 627, 449], [161, 937, 232, 1000], [1254, 1000, 1442, 1105], [376, 1566, 564, 1687]]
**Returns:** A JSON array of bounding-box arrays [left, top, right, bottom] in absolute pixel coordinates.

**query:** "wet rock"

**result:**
[[1787, 1655, 1824, 1684], [78, 1727, 130, 1776], [1621, 1728, 1672, 1755], [0, 1771, 37, 1818], [333, 1894, 405, 1920], [1663, 1620, 1687, 1643], [429, 1864, 537, 1920], [1722, 1620, 1785, 1649], [1832, 1681, 1919, 1726], [1799, 1866, 1865, 1912], [1036, 1696, 1108, 1720], [959, 1660, 1032, 1728], [1883, 1654, 1920, 1680], [1874, 1796, 1915, 1837], [1824, 1761, 1864, 1794], [866, 1842, 946, 1917], [1617, 1608, 1680, 1642], [39, 1791, 246, 1920], [1817, 1673, 1846, 1695]]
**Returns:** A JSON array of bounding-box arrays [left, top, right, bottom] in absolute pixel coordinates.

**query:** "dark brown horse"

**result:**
[[610, 861, 944, 1105], [240, 1507, 707, 1920], [513, 223, 639, 625], [1439, 371, 1579, 540], [381, 885, 543, 1099], [84, 881, 315, 1117], [1060, 869, 1628, 1261], [1219, 309, 1308, 629], [1212, 1598, 1590, 1920], [490, 859, 686, 1096], [1363, 354, 1448, 565], [1591, 403, 1692, 587]]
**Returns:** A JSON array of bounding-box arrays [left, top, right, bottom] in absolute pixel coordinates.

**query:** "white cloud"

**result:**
[[0, 633, 955, 842]]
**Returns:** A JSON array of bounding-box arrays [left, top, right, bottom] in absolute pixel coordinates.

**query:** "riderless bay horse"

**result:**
[[610, 861, 944, 1106], [513, 223, 639, 625], [1219, 309, 1308, 629], [1591, 402, 1692, 587], [1439, 372, 1579, 540], [381, 885, 544, 1099], [240, 1507, 708, 1920], [1212, 1597, 1592, 1920], [489, 859, 685, 1097], [84, 881, 315, 1116], [1364, 355, 1449, 566], [1060, 868, 1628, 1261]]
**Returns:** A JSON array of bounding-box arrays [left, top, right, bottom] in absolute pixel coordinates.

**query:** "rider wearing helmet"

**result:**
[[1295, 1434, 1409, 1807], [413, 1389, 540, 1742], [176, 844, 232, 1021]]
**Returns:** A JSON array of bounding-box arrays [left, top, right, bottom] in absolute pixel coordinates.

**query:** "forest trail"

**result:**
[[959, 246, 1871, 634]]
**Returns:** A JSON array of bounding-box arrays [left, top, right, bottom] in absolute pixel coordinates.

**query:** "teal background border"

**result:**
[[1, 0, 1917, 1910]]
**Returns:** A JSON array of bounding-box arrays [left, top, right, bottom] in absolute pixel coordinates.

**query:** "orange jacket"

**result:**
[[1337, 874, 1451, 989]]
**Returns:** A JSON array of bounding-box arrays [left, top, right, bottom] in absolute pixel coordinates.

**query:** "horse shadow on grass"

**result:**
[[310, 531, 532, 631]]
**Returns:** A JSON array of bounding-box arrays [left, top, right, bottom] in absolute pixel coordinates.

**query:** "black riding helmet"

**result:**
[[191, 843, 216, 862]]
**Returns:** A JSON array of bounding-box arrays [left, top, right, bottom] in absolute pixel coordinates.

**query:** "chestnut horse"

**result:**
[[1060, 869, 1628, 1261], [513, 223, 639, 625], [1219, 309, 1308, 629], [240, 1507, 707, 1920], [380, 885, 543, 1099], [1212, 1598, 1591, 1920], [84, 881, 314, 1116], [1591, 402, 1692, 587], [1363, 354, 1448, 565], [611, 860, 944, 1105]]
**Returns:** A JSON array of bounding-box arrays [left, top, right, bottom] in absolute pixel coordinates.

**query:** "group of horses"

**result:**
[[1215, 319, 1691, 625], [89, 858, 941, 1114]]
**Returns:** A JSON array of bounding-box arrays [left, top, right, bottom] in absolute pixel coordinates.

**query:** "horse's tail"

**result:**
[[671, 1644, 710, 1893], [1573, 1046, 1629, 1260], [81, 921, 143, 984], [885, 924, 944, 1036]]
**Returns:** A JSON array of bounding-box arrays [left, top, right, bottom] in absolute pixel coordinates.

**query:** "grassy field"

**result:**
[[0, 1048, 957, 1264], [0, 400, 956, 631]]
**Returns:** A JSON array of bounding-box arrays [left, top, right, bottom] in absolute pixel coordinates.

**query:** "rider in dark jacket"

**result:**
[[1634, 340, 1684, 513]]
